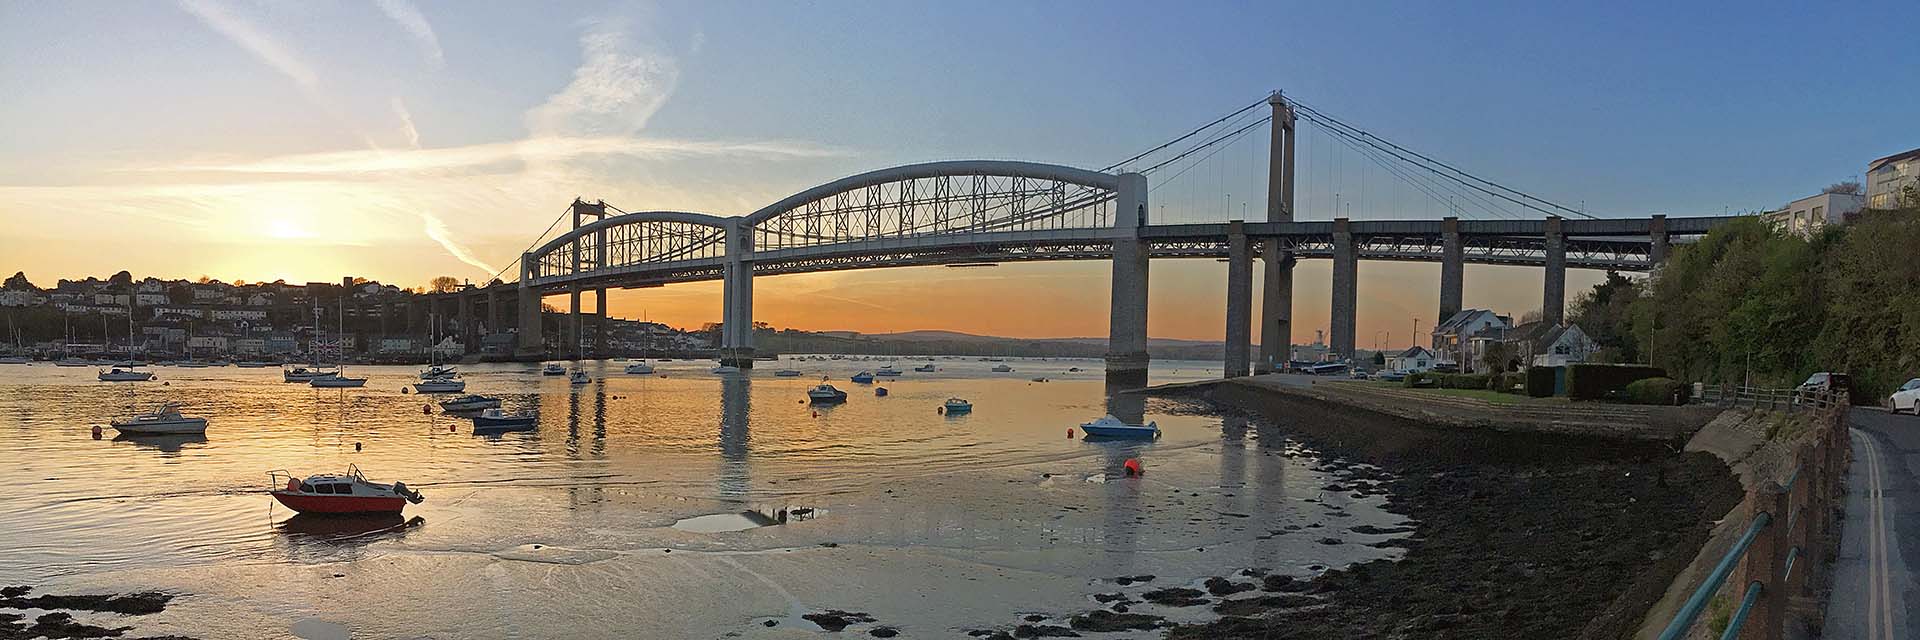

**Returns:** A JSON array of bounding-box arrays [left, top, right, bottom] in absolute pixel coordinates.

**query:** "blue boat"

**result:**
[[807, 384, 848, 403], [472, 408, 537, 432], [850, 371, 874, 384], [1078, 415, 1159, 439]]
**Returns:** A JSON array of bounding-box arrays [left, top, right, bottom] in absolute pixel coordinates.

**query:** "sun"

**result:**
[[264, 214, 314, 240]]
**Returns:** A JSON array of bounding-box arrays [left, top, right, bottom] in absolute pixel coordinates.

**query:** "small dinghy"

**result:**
[[875, 366, 902, 377], [913, 364, 936, 372], [807, 384, 848, 404], [942, 398, 972, 414], [540, 363, 566, 376], [1078, 415, 1160, 439], [850, 371, 874, 384], [472, 407, 537, 431], [991, 364, 1014, 373], [774, 369, 802, 377], [438, 395, 501, 412], [624, 362, 656, 375], [269, 465, 423, 515], [110, 402, 207, 435], [568, 368, 591, 385], [710, 365, 741, 374]]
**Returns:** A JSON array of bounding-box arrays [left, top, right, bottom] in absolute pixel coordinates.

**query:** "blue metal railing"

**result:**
[[1720, 581, 1764, 640], [1657, 512, 1773, 640]]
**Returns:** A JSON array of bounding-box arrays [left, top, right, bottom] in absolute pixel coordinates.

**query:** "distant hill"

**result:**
[[865, 329, 1229, 349]]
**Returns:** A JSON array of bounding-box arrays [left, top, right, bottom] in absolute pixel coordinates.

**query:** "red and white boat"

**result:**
[[268, 465, 424, 514]]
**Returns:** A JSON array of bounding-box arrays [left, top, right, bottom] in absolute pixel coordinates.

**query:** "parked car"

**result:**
[[1794, 372, 1851, 405], [1374, 370, 1407, 382], [1349, 369, 1371, 380], [1889, 378, 1920, 414]]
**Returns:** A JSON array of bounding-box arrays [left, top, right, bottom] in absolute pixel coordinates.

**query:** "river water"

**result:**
[[0, 358, 1405, 639]]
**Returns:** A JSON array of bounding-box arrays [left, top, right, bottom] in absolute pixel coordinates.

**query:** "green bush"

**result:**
[[1525, 366, 1560, 397], [1623, 377, 1689, 405], [1567, 364, 1667, 400], [1403, 371, 1433, 388], [1493, 372, 1527, 394], [1432, 373, 1491, 389]]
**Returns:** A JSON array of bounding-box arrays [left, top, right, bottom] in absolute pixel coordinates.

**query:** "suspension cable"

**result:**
[[487, 202, 577, 284], [1102, 97, 1266, 172]]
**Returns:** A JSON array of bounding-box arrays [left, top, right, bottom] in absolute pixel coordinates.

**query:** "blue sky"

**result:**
[[1, 1, 1913, 340]]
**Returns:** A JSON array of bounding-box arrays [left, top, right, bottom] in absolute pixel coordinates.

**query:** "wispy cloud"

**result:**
[[420, 211, 495, 276], [150, 136, 844, 176], [175, 0, 319, 91], [524, 18, 679, 139], [374, 0, 444, 68], [391, 97, 421, 149]]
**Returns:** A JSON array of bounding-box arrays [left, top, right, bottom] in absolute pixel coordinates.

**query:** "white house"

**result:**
[[247, 293, 272, 306], [211, 308, 268, 321], [1386, 346, 1438, 373], [187, 336, 228, 351], [1761, 191, 1864, 238], [231, 338, 266, 355], [134, 292, 168, 306], [151, 306, 206, 319], [0, 290, 42, 307], [1867, 147, 1920, 209], [1431, 309, 1509, 368], [1501, 321, 1602, 368]]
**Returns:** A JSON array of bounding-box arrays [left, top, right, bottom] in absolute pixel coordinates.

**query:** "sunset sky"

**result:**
[[3, 2, 1914, 345]]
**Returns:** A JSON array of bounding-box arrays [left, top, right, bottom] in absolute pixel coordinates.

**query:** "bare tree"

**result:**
[[428, 276, 461, 293], [1824, 180, 1862, 195]]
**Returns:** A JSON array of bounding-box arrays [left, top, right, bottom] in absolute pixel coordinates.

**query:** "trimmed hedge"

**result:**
[[1525, 366, 1560, 397], [1493, 372, 1527, 394], [1623, 377, 1689, 405], [1403, 371, 1432, 388], [1567, 364, 1667, 400]]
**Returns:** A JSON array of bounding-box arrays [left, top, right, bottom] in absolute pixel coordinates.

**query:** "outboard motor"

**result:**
[[393, 481, 425, 504]]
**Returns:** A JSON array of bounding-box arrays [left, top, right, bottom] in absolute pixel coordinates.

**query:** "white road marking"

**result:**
[[1858, 429, 1895, 640]]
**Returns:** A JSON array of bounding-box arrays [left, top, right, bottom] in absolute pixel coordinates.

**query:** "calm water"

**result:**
[[0, 357, 1404, 638]]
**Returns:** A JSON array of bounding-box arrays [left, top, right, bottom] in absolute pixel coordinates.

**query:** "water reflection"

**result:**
[[112, 432, 209, 454], [275, 513, 424, 564], [717, 375, 751, 498]]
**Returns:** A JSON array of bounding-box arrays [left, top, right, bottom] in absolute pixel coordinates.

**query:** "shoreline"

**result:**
[[1146, 380, 1742, 638]]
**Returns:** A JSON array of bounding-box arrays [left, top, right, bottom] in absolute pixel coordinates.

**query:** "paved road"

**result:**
[[1825, 408, 1917, 639]]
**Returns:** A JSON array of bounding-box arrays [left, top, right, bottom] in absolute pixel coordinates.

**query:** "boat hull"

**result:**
[[272, 491, 408, 514], [1079, 425, 1159, 439], [414, 381, 465, 393], [111, 419, 208, 435], [310, 378, 367, 388]]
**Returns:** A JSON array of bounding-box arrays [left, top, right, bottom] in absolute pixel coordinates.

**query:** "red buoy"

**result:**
[[91, 425, 103, 440], [422, 404, 432, 415], [1067, 428, 1075, 439], [1123, 459, 1143, 477]]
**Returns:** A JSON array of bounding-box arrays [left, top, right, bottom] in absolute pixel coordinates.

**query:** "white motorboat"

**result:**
[[439, 394, 501, 412], [269, 465, 423, 514], [710, 365, 741, 374], [414, 377, 465, 393], [942, 398, 972, 414], [310, 375, 367, 388], [568, 369, 591, 385], [472, 408, 538, 431], [0, 355, 29, 365], [774, 369, 802, 377], [541, 363, 566, 376], [624, 361, 656, 375], [913, 364, 936, 373], [1078, 415, 1160, 439], [991, 364, 1014, 373], [875, 366, 902, 377], [807, 384, 848, 403], [284, 366, 339, 382], [419, 365, 457, 380], [98, 367, 154, 382], [110, 402, 208, 435]]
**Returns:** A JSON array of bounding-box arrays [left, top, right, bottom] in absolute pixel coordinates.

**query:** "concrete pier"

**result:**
[[719, 221, 756, 368], [515, 252, 543, 358], [1225, 221, 1252, 377], [1104, 172, 1150, 386], [567, 286, 582, 359], [593, 287, 607, 356], [1649, 214, 1670, 264], [1439, 216, 1463, 323], [1257, 90, 1296, 374], [1330, 217, 1357, 361], [1542, 216, 1566, 325]]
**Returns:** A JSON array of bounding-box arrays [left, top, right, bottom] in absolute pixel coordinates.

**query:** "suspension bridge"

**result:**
[[424, 91, 1738, 383]]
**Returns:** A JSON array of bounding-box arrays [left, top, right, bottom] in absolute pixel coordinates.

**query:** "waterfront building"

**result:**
[[1867, 146, 1920, 209], [1431, 309, 1509, 368], [1760, 191, 1864, 238], [1386, 346, 1438, 373]]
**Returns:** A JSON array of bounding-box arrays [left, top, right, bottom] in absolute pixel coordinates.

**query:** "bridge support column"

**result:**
[[567, 286, 582, 359], [1105, 172, 1150, 386], [515, 252, 544, 359], [487, 288, 502, 338], [1649, 214, 1670, 264], [720, 221, 755, 368], [1330, 218, 1358, 362], [1257, 90, 1297, 374], [1439, 216, 1463, 326], [1225, 221, 1252, 378], [459, 291, 476, 354], [1542, 216, 1565, 325], [593, 287, 607, 357]]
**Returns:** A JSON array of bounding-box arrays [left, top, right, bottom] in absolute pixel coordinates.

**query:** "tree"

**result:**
[[2, 272, 36, 292], [167, 284, 193, 305], [195, 275, 211, 284], [1480, 341, 1516, 373], [1824, 180, 1863, 195], [1571, 271, 1644, 364], [1371, 351, 1386, 366], [428, 276, 461, 293]]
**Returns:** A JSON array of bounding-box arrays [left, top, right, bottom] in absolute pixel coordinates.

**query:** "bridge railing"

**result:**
[[1656, 389, 1849, 640]]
